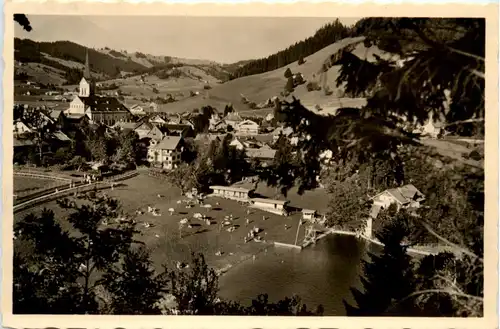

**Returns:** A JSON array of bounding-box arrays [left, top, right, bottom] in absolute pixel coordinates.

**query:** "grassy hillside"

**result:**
[[14, 38, 231, 87], [153, 37, 388, 115]]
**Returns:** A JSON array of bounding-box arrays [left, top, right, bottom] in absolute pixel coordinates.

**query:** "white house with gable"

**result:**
[[236, 119, 260, 135], [365, 184, 425, 238], [147, 136, 183, 170]]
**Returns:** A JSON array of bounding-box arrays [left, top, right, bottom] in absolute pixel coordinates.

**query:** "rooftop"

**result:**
[[245, 148, 276, 159], [80, 96, 129, 113], [51, 131, 71, 142], [374, 184, 425, 205], [272, 126, 294, 136], [209, 185, 253, 193], [151, 136, 182, 150], [114, 122, 137, 130], [250, 198, 288, 205], [224, 112, 243, 122]]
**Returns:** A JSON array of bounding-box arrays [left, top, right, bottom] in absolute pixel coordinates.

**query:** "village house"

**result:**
[[146, 125, 170, 141], [414, 112, 446, 139], [249, 198, 290, 216], [59, 112, 90, 134], [48, 130, 72, 150], [244, 140, 262, 149], [129, 104, 147, 116], [236, 119, 260, 135], [272, 126, 293, 142], [422, 118, 444, 139], [134, 121, 155, 139], [209, 186, 254, 201], [208, 112, 220, 126], [147, 135, 183, 170], [13, 120, 33, 136], [365, 184, 426, 238], [245, 147, 277, 161], [165, 113, 183, 125], [209, 119, 227, 133], [64, 50, 132, 126], [163, 123, 195, 138], [371, 184, 425, 211], [224, 112, 243, 130], [149, 114, 167, 124], [113, 121, 137, 131], [48, 110, 65, 130], [230, 137, 246, 151], [194, 133, 223, 147]]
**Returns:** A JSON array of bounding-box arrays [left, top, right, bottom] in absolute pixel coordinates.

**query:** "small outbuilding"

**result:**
[[301, 209, 317, 220], [250, 198, 289, 216]]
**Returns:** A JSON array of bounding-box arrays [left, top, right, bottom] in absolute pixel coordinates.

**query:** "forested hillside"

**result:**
[[230, 19, 352, 78], [14, 38, 232, 85], [14, 38, 147, 78]]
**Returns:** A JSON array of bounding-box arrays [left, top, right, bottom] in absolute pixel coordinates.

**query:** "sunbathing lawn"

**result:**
[[14, 176, 65, 194], [14, 174, 314, 274]]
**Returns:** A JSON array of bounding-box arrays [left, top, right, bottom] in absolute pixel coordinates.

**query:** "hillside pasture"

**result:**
[[101, 65, 221, 100], [15, 62, 67, 85], [154, 37, 382, 115]]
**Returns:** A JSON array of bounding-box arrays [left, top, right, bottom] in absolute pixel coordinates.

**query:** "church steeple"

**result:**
[[79, 48, 94, 98], [84, 48, 91, 79]]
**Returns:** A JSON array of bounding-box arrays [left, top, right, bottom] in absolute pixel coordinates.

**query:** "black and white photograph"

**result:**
[[3, 4, 497, 326]]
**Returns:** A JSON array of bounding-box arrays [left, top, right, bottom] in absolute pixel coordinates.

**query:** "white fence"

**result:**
[[13, 171, 139, 213]]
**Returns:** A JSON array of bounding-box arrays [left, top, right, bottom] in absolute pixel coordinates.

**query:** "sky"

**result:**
[[14, 15, 360, 63]]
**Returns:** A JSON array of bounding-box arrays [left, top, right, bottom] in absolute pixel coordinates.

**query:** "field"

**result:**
[[14, 174, 325, 273], [151, 37, 381, 115], [421, 138, 484, 169], [14, 176, 65, 194], [103, 65, 221, 100]]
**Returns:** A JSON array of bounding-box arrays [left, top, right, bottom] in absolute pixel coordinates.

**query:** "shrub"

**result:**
[[203, 85, 212, 90], [284, 77, 294, 93], [248, 102, 257, 109], [306, 81, 321, 92], [284, 68, 293, 79], [468, 150, 482, 161], [294, 73, 305, 85]]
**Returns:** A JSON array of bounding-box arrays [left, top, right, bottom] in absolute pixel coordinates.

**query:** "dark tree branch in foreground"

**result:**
[[14, 14, 32, 32]]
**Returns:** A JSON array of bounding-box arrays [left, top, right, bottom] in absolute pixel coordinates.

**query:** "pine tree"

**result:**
[[284, 67, 293, 79], [343, 221, 416, 316], [284, 76, 295, 93], [13, 194, 142, 314], [102, 247, 168, 314]]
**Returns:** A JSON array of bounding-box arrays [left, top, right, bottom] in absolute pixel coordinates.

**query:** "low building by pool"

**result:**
[[209, 185, 254, 201], [250, 198, 289, 216]]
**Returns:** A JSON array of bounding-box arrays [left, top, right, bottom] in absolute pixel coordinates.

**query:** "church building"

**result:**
[[64, 50, 131, 125]]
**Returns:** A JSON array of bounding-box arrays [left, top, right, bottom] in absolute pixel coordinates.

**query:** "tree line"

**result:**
[[14, 38, 147, 79], [230, 19, 352, 79], [14, 106, 143, 171]]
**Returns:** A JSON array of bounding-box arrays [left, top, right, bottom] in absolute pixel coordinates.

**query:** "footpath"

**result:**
[[13, 171, 139, 214]]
